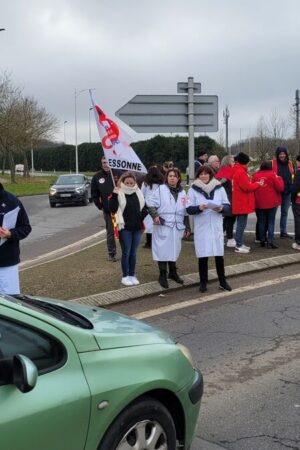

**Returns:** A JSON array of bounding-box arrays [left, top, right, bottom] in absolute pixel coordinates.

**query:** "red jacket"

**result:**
[[252, 170, 284, 209], [232, 163, 260, 214]]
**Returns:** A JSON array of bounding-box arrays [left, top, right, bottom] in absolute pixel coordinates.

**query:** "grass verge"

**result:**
[[20, 233, 296, 300]]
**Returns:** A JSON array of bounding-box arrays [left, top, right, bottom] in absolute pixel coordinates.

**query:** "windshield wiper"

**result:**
[[9, 295, 93, 329]]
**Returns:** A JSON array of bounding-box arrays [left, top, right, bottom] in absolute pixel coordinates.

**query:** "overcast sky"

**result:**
[[1, 0, 299, 147]]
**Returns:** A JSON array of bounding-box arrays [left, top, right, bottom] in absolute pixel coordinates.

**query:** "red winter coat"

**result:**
[[252, 170, 284, 209], [232, 163, 260, 214]]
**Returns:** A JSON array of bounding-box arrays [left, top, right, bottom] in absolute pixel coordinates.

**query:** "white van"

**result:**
[[15, 164, 24, 173]]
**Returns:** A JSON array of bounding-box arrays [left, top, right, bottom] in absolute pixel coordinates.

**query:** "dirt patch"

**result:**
[[20, 233, 296, 300]]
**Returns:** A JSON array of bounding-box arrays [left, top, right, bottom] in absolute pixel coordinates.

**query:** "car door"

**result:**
[[0, 309, 91, 450]]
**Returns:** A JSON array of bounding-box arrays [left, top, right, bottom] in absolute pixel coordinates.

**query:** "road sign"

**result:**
[[177, 82, 201, 93], [115, 94, 218, 132]]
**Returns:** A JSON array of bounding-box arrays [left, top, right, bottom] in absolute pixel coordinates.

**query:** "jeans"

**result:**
[[119, 229, 142, 277], [280, 193, 291, 235], [103, 210, 116, 256], [256, 207, 277, 243], [292, 203, 300, 244], [235, 214, 248, 247]]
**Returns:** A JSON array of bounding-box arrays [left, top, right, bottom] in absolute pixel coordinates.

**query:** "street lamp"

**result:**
[[74, 88, 95, 173], [89, 107, 93, 143], [63, 120, 67, 143]]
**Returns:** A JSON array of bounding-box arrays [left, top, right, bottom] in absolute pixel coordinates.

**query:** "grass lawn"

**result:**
[[1, 174, 58, 196]]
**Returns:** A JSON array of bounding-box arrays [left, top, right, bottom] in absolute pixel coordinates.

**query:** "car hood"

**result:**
[[52, 183, 84, 190], [35, 297, 174, 350]]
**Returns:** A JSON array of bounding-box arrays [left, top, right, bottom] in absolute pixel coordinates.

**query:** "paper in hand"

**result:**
[[0, 206, 20, 246]]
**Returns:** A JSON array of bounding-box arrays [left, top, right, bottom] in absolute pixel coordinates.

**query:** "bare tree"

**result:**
[[267, 108, 288, 148], [255, 116, 272, 162], [0, 72, 59, 181]]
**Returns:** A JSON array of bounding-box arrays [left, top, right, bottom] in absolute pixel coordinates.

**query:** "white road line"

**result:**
[[132, 273, 300, 320]]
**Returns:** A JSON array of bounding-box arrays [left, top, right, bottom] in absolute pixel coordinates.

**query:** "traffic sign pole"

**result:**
[[188, 77, 195, 185]]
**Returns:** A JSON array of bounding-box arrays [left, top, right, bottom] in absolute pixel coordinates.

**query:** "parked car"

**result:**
[[15, 164, 24, 174], [0, 294, 203, 450], [49, 174, 91, 207]]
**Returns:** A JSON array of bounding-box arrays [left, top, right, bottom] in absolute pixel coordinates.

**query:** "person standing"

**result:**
[[0, 183, 31, 294], [215, 155, 236, 247], [108, 172, 147, 286], [91, 156, 119, 262], [187, 166, 232, 293], [272, 145, 294, 238], [252, 161, 284, 248], [232, 152, 263, 253], [147, 168, 190, 289], [290, 155, 300, 251], [194, 150, 209, 174], [207, 155, 221, 175], [141, 166, 164, 248]]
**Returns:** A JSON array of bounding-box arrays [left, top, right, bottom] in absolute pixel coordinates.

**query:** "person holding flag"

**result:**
[[108, 172, 147, 286]]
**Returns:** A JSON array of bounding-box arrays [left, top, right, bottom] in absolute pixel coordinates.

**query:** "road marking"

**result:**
[[132, 273, 300, 320]]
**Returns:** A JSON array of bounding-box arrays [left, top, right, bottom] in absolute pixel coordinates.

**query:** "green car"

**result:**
[[0, 294, 203, 450]]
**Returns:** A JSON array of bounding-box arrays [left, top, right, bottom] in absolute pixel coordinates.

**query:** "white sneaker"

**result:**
[[241, 244, 251, 250], [129, 276, 140, 285], [226, 238, 236, 248], [235, 246, 249, 254], [292, 243, 300, 251], [121, 276, 133, 286]]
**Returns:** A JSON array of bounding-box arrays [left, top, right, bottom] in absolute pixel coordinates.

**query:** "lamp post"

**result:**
[[74, 88, 95, 173], [63, 120, 67, 143], [88, 107, 93, 143]]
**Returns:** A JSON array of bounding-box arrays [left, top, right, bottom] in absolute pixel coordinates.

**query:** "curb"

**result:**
[[20, 230, 106, 271], [73, 252, 300, 307]]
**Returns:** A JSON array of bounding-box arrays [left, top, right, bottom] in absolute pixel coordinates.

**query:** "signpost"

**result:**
[[115, 77, 218, 183]]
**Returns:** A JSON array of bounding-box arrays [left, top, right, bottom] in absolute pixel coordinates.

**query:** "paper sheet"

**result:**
[[0, 206, 20, 246], [204, 200, 222, 209]]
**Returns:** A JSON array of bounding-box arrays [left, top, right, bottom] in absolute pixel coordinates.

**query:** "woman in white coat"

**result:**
[[141, 166, 164, 248], [187, 165, 232, 293], [147, 167, 190, 288]]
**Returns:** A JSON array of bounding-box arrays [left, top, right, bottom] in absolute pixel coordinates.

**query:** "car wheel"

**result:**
[[98, 397, 177, 450], [82, 194, 89, 206], [49, 202, 56, 208]]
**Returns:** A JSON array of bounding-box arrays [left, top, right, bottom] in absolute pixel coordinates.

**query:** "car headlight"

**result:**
[[177, 343, 194, 366], [75, 187, 84, 194], [49, 188, 57, 195]]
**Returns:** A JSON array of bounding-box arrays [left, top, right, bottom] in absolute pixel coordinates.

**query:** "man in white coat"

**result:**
[[146, 168, 190, 288]]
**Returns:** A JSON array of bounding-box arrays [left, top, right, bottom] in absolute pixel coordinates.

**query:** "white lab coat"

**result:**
[[141, 182, 160, 233], [187, 185, 229, 257], [146, 184, 188, 261]]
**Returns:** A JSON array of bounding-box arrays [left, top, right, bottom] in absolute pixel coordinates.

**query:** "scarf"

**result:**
[[116, 182, 145, 230], [192, 177, 221, 195]]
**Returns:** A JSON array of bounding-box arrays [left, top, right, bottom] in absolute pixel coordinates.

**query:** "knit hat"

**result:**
[[275, 145, 288, 158], [236, 152, 250, 165], [198, 150, 208, 158]]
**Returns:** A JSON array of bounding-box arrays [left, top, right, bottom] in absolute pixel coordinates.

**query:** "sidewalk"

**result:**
[[73, 252, 300, 307]]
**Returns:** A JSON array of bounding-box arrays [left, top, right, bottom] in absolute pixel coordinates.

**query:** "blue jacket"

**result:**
[[0, 184, 31, 267]]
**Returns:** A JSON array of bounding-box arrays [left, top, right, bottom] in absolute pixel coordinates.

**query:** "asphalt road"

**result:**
[[20, 195, 103, 261], [112, 266, 300, 450]]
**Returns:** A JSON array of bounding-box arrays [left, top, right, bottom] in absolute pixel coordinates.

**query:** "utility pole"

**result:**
[[295, 90, 300, 152], [223, 105, 230, 154]]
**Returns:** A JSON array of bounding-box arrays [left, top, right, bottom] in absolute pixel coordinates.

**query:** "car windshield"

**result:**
[[56, 175, 84, 185], [3, 295, 93, 330]]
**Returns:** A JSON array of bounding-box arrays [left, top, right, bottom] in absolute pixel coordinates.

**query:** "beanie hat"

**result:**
[[198, 150, 208, 158], [275, 145, 288, 158], [236, 152, 250, 165]]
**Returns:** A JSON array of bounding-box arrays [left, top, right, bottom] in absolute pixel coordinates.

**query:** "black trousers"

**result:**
[[223, 216, 236, 239], [198, 256, 226, 284], [292, 203, 300, 244]]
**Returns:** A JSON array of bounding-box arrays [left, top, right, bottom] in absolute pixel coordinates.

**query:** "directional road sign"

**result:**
[[115, 94, 218, 132]]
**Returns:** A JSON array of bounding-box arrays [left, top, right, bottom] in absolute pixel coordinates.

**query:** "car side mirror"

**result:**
[[13, 354, 38, 393]]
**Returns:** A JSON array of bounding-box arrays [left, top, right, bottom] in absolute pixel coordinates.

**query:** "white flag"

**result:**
[[90, 91, 146, 173]]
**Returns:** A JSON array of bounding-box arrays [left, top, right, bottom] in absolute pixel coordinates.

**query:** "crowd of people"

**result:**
[[91, 145, 300, 292]]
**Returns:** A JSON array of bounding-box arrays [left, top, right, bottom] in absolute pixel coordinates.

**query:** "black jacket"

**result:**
[[91, 170, 115, 213], [109, 192, 147, 231], [290, 168, 300, 203], [0, 184, 32, 267]]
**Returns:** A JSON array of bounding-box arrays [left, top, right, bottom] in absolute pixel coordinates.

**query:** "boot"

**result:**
[[158, 261, 169, 289], [215, 256, 232, 291], [143, 233, 152, 249], [198, 258, 208, 292], [168, 262, 184, 284]]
